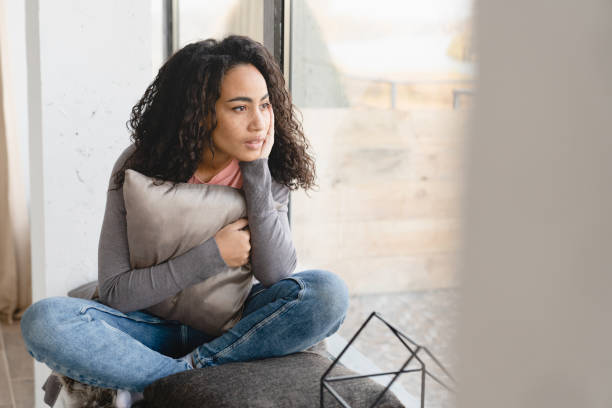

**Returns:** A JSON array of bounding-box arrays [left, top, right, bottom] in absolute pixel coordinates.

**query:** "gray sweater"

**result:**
[[97, 145, 297, 312]]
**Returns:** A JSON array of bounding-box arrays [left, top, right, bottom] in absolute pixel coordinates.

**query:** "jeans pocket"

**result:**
[[79, 302, 169, 324]]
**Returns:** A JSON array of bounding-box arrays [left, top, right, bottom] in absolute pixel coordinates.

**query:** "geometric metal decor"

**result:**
[[320, 311, 456, 408]]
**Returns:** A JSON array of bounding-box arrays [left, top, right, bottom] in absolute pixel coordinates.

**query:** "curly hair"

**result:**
[[112, 35, 315, 191]]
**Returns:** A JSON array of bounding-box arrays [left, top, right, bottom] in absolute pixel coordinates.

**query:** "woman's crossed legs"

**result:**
[[20, 270, 349, 392]]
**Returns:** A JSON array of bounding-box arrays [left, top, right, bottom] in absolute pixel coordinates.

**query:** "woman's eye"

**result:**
[[232, 106, 247, 112], [260, 102, 271, 110]]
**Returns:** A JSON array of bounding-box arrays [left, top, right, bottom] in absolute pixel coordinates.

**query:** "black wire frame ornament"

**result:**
[[320, 312, 456, 408]]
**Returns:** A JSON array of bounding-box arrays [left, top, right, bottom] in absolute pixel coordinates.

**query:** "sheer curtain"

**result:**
[[0, 1, 31, 323]]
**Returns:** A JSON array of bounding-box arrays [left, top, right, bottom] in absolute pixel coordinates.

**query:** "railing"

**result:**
[[343, 76, 475, 110]]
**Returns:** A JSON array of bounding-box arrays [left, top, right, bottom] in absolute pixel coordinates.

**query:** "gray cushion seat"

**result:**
[[138, 351, 404, 408]]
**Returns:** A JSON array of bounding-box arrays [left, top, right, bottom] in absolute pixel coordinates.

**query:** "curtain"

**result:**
[[0, 1, 31, 323]]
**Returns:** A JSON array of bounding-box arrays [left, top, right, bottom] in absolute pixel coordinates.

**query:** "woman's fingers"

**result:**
[[260, 106, 274, 159], [215, 218, 251, 267], [268, 106, 274, 141], [228, 218, 249, 230]]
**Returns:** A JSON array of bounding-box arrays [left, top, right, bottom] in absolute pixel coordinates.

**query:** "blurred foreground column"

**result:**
[[458, 1, 612, 407]]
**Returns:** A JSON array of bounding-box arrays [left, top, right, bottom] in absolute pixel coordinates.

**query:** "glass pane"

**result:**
[[177, 0, 264, 48], [291, 0, 474, 405]]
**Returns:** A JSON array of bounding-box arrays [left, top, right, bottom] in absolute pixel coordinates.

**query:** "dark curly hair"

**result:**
[[112, 35, 315, 190]]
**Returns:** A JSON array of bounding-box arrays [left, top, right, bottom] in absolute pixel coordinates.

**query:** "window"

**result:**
[[290, 0, 473, 404]]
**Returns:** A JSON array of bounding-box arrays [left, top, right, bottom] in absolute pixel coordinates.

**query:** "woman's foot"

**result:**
[[59, 375, 117, 407]]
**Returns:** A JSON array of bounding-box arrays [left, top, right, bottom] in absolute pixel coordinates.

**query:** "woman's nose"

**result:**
[[249, 108, 266, 131]]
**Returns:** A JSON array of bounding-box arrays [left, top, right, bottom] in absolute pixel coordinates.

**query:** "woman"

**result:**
[[20, 35, 349, 401]]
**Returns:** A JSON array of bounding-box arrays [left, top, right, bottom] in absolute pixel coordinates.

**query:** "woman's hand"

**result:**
[[259, 106, 274, 159], [214, 218, 251, 267]]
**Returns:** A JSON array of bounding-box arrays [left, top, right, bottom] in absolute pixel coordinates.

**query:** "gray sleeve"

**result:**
[[97, 146, 228, 312], [239, 159, 297, 287]]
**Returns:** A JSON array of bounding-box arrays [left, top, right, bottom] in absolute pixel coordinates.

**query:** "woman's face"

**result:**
[[210, 63, 271, 163]]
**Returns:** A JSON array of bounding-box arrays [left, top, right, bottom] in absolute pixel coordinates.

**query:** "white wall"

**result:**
[[29, 0, 153, 298], [26, 1, 154, 405], [458, 0, 612, 407]]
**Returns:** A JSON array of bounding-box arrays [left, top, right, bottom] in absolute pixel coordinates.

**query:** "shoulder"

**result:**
[[112, 144, 137, 173], [108, 144, 137, 189]]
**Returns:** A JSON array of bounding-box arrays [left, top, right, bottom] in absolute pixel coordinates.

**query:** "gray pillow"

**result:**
[[122, 169, 253, 336], [140, 352, 405, 408]]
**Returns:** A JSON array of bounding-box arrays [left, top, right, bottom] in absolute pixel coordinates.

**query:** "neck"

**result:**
[[196, 149, 233, 182]]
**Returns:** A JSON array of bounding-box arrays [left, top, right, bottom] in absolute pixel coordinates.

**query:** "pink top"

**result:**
[[187, 158, 243, 188]]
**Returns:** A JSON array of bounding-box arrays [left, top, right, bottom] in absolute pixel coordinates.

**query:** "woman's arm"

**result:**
[[97, 146, 228, 312], [98, 187, 228, 312], [239, 159, 297, 287]]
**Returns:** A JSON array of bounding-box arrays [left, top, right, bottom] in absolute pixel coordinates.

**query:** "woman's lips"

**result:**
[[245, 139, 264, 150]]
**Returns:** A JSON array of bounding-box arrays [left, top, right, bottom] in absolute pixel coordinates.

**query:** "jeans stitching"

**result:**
[[199, 291, 301, 364], [249, 288, 266, 299], [195, 276, 305, 366]]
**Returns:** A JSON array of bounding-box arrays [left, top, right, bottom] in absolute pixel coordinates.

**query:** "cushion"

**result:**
[[122, 169, 253, 336], [123, 169, 247, 267], [140, 352, 404, 408]]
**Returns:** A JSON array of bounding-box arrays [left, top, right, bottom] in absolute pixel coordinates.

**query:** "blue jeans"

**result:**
[[20, 270, 349, 392]]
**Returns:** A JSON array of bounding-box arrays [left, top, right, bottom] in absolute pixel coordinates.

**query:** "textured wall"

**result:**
[[26, 1, 153, 405], [31, 0, 152, 298]]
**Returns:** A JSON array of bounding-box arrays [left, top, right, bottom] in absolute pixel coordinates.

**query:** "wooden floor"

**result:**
[[0, 321, 33, 408]]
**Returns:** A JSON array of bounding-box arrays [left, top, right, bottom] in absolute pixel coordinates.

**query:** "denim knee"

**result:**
[[296, 270, 349, 334], [21, 297, 74, 356]]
